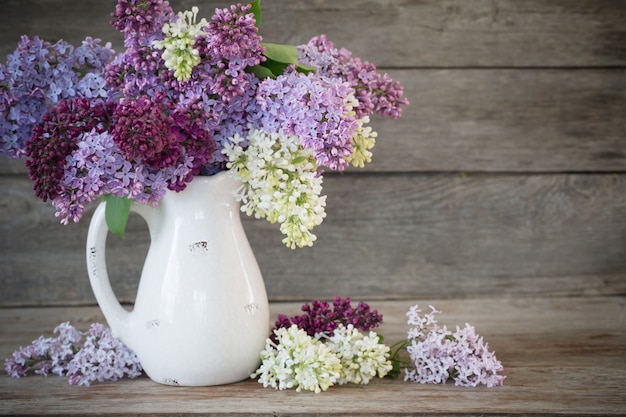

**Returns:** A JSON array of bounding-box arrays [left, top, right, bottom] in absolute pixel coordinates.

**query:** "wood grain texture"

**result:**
[[370, 68, 626, 172], [0, 297, 624, 415], [2, 174, 625, 306], [1, 0, 625, 67]]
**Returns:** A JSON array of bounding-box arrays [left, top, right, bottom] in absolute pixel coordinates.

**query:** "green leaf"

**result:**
[[292, 155, 307, 164], [261, 57, 290, 77], [258, 42, 317, 77], [103, 195, 131, 239], [261, 42, 299, 65], [296, 63, 317, 74], [249, 0, 262, 28], [247, 64, 276, 79]]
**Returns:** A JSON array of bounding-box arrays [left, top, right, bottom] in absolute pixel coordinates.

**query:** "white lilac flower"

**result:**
[[223, 129, 327, 249], [153, 7, 208, 81], [252, 325, 341, 393], [324, 324, 392, 385]]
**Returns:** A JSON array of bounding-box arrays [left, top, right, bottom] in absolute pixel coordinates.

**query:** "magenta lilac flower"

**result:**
[[274, 296, 383, 338], [24, 98, 115, 202], [112, 93, 182, 169]]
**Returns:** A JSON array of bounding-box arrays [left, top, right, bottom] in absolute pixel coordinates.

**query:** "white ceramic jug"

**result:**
[[86, 172, 269, 386]]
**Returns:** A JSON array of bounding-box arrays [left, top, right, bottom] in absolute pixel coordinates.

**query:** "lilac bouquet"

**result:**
[[0, 0, 408, 248]]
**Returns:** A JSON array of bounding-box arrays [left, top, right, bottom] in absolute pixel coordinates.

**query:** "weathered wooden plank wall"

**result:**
[[1, 0, 625, 306]]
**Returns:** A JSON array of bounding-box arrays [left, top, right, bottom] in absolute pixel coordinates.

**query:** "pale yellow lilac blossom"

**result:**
[[345, 115, 377, 168], [153, 7, 208, 81], [340, 94, 376, 168], [223, 129, 327, 249], [252, 325, 341, 393], [325, 324, 392, 385]]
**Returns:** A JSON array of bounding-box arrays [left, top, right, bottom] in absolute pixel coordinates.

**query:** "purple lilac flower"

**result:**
[[0, 36, 115, 158], [111, 0, 173, 49], [251, 69, 358, 171], [194, 3, 264, 102], [66, 323, 142, 386], [53, 129, 125, 224], [24, 98, 115, 202], [298, 34, 408, 120], [105, 42, 169, 101], [185, 3, 263, 165], [404, 305, 505, 387], [5, 322, 142, 386], [107, 0, 174, 100], [4, 322, 82, 378], [53, 128, 185, 224], [112, 92, 216, 188], [274, 296, 383, 338]]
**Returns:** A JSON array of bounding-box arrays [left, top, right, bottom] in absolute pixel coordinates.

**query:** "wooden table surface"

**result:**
[[1, 296, 625, 416]]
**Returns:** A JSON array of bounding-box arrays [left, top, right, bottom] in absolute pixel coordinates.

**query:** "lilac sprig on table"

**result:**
[[252, 297, 391, 393], [403, 305, 505, 387], [5, 322, 141, 386], [273, 296, 383, 338]]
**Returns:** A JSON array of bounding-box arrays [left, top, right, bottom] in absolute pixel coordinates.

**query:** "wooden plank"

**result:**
[[0, 296, 625, 415], [1, 173, 625, 306], [2, 68, 624, 174], [0, 0, 624, 67], [369, 68, 626, 172]]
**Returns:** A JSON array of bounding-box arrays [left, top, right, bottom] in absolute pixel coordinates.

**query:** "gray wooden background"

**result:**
[[1, 0, 625, 307]]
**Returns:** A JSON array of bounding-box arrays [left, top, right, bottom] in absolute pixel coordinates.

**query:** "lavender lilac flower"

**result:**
[[5, 322, 142, 386], [0, 36, 114, 158], [298, 35, 408, 120], [404, 305, 505, 387]]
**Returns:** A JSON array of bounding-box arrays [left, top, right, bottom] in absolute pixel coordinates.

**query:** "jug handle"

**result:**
[[86, 201, 132, 339]]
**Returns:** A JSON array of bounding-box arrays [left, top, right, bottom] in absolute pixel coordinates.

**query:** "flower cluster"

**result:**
[[403, 305, 505, 387], [4, 302, 506, 391], [252, 297, 390, 393], [224, 129, 326, 249], [0, 36, 114, 158], [273, 296, 383, 337], [5, 322, 142, 386], [0, 0, 407, 248], [252, 324, 391, 393]]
